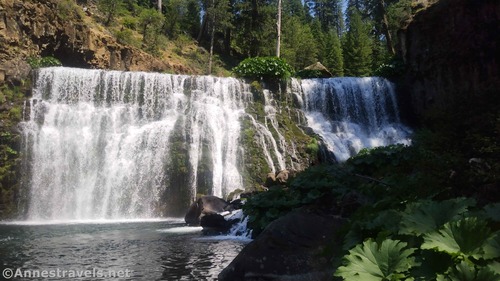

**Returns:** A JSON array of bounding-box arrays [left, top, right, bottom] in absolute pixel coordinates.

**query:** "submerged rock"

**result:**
[[218, 208, 346, 281]]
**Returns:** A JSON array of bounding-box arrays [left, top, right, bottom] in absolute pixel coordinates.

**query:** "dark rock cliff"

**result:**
[[400, 0, 500, 125]]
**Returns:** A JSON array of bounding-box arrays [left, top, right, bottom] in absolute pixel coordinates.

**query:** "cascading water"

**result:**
[[22, 67, 258, 221], [295, 77, 411, 162]]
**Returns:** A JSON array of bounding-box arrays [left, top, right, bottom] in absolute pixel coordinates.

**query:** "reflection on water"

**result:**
[[0, 220, 247, 280]]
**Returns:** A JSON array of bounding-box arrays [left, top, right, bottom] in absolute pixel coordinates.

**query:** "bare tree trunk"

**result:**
[[157, 0, 162, 13], [208, 0, 216, 75], [276, 0, 282, 57], [208, 23, 215, 75]]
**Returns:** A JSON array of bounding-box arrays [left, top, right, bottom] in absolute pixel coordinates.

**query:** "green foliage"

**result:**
[[27, 56, 62, 68], [422, 218, 499, 260], [57, 0, 83, 20], [324, 29, 344, 77], [305, 138, 320, 155], [336, 201, 500, 281], [437, 261, 500, 281], [98, 0, 125, 26], [343, 9, 373, 77], [335, 239, 416, 281], [114, 28, 140, 47], [231, 1, 276, 57], [399, 198, 476, 236], [243, 187, 300, 234], [374, 57, 406, 79], [0, 83, 26, 219], [281, 17, 318, 69], [232, 57, 294, 80], [122, 16, 138, 30], [138, 8, 165, 55]]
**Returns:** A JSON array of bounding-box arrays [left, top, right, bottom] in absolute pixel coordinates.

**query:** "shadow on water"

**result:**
[[0, 220, 247, 280]]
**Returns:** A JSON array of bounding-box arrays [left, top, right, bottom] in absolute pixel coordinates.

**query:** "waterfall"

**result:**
[[22, 67, 259, 220], [21, 68, 410, 221], [295, 77, 411, 162]]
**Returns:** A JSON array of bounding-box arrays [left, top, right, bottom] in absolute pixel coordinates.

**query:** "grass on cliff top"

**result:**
[[73, 0, 232, 76]]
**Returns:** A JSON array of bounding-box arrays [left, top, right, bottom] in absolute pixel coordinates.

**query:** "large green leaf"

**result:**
[[436, 261, 500, 281], [421, 217, 496, 259], [484, 203, 500, 222], [483, 232, 500, 260], [487, 261, 500, 275], [399, 198, 475, 236], [335, 239, 416, 281]]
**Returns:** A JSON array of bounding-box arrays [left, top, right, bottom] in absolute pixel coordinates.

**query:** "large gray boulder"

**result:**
[[184, 195, 233, 226], [218, 208, 346, 281]]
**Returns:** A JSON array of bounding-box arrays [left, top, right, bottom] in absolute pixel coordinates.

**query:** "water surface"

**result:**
[[0, 219, 247, 280]]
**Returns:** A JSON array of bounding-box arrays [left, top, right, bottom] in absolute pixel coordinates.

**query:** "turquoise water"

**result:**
[[0, 219, 247, 280]]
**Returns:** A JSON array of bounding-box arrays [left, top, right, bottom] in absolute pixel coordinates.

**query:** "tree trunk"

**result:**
[[157, 0, 162, 13], [208, 23, 215, 75], [379, 0, 395, 55], [208, 0, 216, 75], [224, 27, 231, 55], [276, 0, 282, 57]]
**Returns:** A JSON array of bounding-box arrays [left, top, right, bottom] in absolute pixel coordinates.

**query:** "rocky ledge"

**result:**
[[0, 0, 183, 85]]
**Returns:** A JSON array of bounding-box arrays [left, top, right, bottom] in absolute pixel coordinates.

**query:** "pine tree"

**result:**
[[281, 16, 318, 69], [343, 9, 372, 77], [206, 0, 233, 74], [232, 0, 276, 57], [182, 0, 201, 38], [325, 30, 344, 76], [313, 0, 345, 35]]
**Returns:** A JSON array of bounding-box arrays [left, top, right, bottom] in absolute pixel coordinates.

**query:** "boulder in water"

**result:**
[[200, 213, 238, 235], [184, 195, 239, 226]]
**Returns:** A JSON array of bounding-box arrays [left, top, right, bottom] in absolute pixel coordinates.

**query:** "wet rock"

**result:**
[[200, 213, 235, 235], [218, 208, 346, 281], [184, 195, 231, 226]]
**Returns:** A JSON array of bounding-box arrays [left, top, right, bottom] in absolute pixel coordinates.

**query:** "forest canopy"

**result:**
[[95, 0, 414, 76]]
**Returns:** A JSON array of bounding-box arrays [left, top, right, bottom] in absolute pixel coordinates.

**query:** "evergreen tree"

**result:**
[[232, 0, 276, 57], [182, 0, 201, 38], [281, 16, 318, 69], [313, 0, 345, 35], [206, 0, 233, 73], [343, 9, 372, 76], [325, 30, 344, 76]]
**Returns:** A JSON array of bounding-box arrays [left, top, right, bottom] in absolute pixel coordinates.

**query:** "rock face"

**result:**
[[400, 0, 500, 124], [0, 0, 177, 84], [218, 208, 345, 281]]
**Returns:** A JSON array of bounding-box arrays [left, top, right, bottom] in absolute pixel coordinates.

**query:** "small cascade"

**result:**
[[261, 89, 287, 171], [224, 209, 252, 239], [296, 77, 411, 162]]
